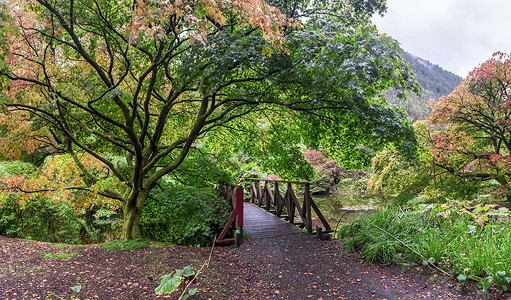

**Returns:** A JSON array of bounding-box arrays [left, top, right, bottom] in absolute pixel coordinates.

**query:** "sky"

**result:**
[[372, 0, 511, 78]]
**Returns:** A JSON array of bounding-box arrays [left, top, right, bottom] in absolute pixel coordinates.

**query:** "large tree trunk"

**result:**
[[120, 190, 148, 240]]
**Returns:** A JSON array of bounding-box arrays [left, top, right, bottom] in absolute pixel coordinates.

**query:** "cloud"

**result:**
[[373, 0, 511, 77]]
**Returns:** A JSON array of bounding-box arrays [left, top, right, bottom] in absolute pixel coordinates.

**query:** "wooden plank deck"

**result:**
[[243, 202, 302, 239]]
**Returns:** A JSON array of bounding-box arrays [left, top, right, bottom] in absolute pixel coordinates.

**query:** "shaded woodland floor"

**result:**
[[0, 234, 507, 299]]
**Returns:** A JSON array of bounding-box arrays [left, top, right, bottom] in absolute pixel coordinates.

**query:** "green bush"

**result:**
[[76, 207, 122, 243], [368, 144, 504, 206], [141, 184, 230, 246], [367, 145, 432, 205], [339, 208, 431, 263], [0, 157, 123, 244]]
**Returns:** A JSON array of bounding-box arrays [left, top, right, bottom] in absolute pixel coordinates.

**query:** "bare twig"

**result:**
[[178, 236, 217, 300]]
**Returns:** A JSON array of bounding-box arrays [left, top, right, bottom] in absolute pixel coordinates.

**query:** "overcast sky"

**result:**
[[372, 0, 511, 78]]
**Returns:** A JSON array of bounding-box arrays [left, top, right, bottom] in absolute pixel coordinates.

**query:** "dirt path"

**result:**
[[0, 234, 507, 299], [234, 234, 506, 299]]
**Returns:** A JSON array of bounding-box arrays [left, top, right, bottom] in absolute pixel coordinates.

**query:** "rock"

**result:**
[[310, 159, 367, 195], [339, 205, 375, 212]]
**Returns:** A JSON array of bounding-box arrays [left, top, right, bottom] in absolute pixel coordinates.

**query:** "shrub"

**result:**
[[367, 144, 501, 206], [0, 193, 121, 244], [304, 150, 325, 166], [339, 208, 431, 263], [0, 155, 123, 244], [76, 207, 122, 243], [367, 145, 431, 204], [0, 194, 82, 244], [141, 184, 230, 246]]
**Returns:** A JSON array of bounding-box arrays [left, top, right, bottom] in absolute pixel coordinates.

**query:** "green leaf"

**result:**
[[181, 265, 196, 277], [70, 285, 82, 293], [480, 277, 493, 291], [155, 273, 182, 295], [457, 274, 467, 283], [182, 288, 197, 300]]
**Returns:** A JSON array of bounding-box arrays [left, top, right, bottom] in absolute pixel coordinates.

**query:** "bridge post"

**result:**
[[304, 183, 312, 233], [287, 182, 295, 224], [236, 186, 244, 233]]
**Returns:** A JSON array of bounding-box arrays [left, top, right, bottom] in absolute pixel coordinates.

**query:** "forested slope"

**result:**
[[387, 52, 462, 122]]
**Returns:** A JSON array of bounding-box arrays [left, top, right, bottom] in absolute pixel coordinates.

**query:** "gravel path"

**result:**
[[234, 234, 506, 299]]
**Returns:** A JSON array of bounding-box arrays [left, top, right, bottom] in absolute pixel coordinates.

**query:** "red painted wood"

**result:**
[[236, 186, 244, 228]]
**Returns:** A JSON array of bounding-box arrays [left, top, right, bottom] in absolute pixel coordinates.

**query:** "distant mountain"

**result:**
[[404, 52, 462, 99], [386, 52, 462, 122]]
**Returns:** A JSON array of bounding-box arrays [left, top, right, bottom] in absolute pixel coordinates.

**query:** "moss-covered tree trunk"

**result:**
[[120, 190, 148, 240]]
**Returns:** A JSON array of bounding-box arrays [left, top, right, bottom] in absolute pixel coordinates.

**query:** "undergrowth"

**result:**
[[338, 201, 511, 292]]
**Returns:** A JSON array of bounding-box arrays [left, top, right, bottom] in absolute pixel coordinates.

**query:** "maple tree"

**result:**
[[422, 52, 511, 200], [0, 111, 49, 161], [0, 0, 418, 239]]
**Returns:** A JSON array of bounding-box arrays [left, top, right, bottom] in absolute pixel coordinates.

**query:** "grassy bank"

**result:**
[[338, 201, 511, 292]]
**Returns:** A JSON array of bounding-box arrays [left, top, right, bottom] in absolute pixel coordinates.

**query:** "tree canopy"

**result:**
[[0, 0, 418, 239]]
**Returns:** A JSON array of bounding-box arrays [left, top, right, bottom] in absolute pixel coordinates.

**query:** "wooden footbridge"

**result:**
[[216, 178, 333, 245]]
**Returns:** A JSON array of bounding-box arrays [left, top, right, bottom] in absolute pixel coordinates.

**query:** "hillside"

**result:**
[[386, 52, 462, 122]]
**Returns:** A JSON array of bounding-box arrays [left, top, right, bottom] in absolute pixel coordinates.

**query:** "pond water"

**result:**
[[310, 193, 376, 238]]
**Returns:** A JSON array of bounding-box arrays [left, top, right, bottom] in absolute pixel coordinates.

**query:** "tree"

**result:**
[[0, 0, 418, 239], [425, 52, 511, 200]]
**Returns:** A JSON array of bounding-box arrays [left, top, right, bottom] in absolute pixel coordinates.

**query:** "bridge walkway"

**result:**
[[242, 202, 301, 239]]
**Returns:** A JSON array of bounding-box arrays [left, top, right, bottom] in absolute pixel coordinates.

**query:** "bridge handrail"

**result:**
[[243, 177, 310, 185]]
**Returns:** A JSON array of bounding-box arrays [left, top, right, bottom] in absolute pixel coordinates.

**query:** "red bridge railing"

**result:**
[[216, 183, 244, 245]]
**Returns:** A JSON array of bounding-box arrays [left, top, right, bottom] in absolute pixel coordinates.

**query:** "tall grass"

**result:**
[[338, 205, 511, 291]]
